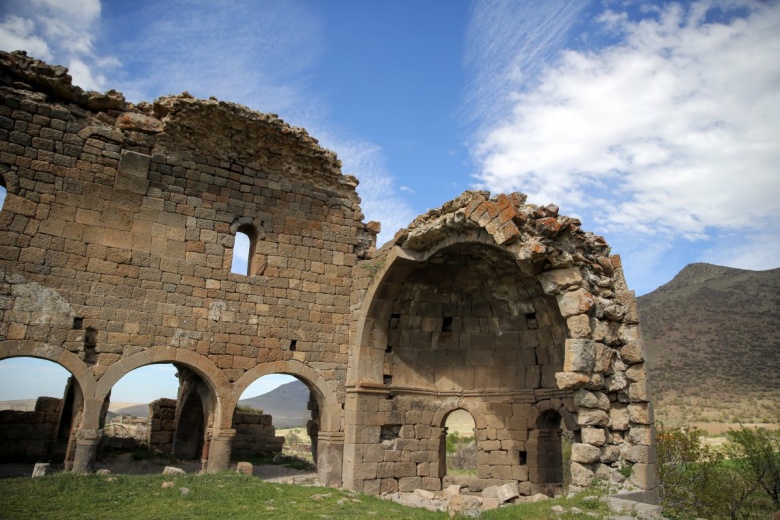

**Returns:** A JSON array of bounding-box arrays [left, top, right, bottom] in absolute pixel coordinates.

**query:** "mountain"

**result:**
[[238, 380, 311, 428], [637, 263, 780, 427]]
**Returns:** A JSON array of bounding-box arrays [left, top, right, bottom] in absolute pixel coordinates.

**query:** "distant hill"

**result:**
[[637, 263, 780, 427], [238, 380, 311, 428]]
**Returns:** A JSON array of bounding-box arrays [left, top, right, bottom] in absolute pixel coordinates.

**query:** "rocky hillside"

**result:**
[[238, 380, 311, 428], [637, 263, 780, 426]]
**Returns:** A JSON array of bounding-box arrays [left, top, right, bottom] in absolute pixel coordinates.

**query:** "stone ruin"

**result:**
[[0, 50, 657, 501]]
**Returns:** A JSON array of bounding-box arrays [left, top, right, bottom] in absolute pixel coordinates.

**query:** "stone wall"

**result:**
[[0, 396, 61, 462], [231, 409, 284, 459], [147, 398, 176, 455], [0, 50, 656, 498]]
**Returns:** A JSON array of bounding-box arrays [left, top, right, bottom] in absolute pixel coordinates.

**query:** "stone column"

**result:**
[[205, 428, 236, 472], [70, 428, 103, 474], [317, 431, 344, 487]]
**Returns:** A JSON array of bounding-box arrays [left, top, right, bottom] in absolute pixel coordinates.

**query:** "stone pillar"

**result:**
[[70, 428, 103, 474], [206, 428, 236, 472], [317, 431, 344, 487]]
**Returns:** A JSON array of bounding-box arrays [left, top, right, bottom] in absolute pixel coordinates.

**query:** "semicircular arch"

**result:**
[[0, 341, 95, 398], [232, 360, 341, 432], [431, 400, 487, 430], [95, 347, 230, 427]]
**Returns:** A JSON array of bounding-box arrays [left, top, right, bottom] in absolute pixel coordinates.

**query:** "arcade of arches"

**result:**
[[0, 50, 657, 500]]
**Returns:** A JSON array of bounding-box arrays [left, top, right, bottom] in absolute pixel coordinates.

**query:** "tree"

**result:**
[[727, 426, 780, 509]]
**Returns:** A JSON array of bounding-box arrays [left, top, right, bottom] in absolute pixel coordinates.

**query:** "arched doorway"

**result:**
[[439, 409, 476, 480], [528, 409, 564, 493], [233, 361, 343, 487], [233, 374, 315, 466], [0, 357, 81, 468]]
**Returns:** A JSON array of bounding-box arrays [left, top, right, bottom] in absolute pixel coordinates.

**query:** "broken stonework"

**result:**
[[0, 50, 656, 500]]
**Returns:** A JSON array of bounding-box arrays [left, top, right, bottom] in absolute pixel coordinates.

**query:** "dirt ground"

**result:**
[[0, 453, 319, 484]]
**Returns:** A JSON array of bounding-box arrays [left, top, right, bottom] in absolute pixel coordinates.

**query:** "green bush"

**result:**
[[657, 425, 753, 519], [726, 426, 780, 509]]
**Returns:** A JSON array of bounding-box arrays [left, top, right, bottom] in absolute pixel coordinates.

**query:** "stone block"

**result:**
[[628, 403, 653, 424], [569, 461, 595, 487], [629, 463, 658, 490], [496, 482, 519, 502], [577, 408, 609, 427], [236, 462, 253, 475], [571, 443, 601, 464], [557, 289, 594, 317], [538, 269, 582, 294], [628, 426, 653, 446], [563, 339, 595, 372], [398, 476, 422, 492], [581, 427, 607, 446]]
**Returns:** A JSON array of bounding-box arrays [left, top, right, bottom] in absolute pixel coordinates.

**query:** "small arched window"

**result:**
[[230, 225, 257, 276]]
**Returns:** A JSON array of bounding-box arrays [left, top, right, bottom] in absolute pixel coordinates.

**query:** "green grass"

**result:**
[[0, 473, 613, 520]]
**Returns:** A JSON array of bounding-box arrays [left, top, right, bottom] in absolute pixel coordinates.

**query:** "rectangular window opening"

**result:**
[[385, 344, 393, 353], [389, 313, 401, 329], [289, 339, 297, 351], [383, 374, 393, 385], [73, 317, 83, 330], [442, 316, 453, 333]]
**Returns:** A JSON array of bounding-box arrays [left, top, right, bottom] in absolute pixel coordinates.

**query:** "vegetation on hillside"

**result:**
[[657, 424, 780, 518], [638, 264, 780, 426]]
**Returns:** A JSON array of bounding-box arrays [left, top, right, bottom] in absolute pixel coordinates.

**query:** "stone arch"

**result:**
[[431, 400, 487, 431], [95, 346, 229, 429], [0, 349, 91, 466], [232, 360, 343, 487], [354, 238, 566, 391], [0, 343, 95, 400], [232, 360, 340, 432]]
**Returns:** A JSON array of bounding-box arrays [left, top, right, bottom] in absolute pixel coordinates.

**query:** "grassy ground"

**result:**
[[0, 473, 613, 520]]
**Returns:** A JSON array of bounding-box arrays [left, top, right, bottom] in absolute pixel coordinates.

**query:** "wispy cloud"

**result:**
[[463, 0, 591, 126], [467, 1, 780, 283], [317, 135, 415, 246], [0, 0, 116, 90]]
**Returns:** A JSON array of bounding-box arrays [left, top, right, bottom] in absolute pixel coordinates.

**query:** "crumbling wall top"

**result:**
[[0, 50, 351, 188]]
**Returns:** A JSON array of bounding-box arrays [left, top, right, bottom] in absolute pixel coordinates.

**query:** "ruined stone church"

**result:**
[[0, 50, 657, 499]]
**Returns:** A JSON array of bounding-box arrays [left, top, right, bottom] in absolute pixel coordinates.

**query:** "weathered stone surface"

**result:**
[[32, 463, 49, 477], [496, 482, 519, 502], [577, 408, 609, 427], [564, 339, 596, 372], [571, 443, 601, 464], [574, 389, 610, 411], [0, 50, 653, 498], [628, 403, 653, 424], [448, 494, 482, 518], [556, 371, 590, 390], [557, 289, 595, 317], [609, 404, 630, 431], [581, 427, 607, 446], [162, 466, 186, 475], [236, 462, 253, 475], [538, 269, 582, 294], [570, 461, 595, 487]]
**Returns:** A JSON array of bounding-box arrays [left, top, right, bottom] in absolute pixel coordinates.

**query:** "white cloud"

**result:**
[[399, 186, 416, 194], [463, 0, 591, 125], [318, 136, 416, 247], [0, 0, 114, 91], [470, 1, 780, 258], [0, 14, 52, 60]]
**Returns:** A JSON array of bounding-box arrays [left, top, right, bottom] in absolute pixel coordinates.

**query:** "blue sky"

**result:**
[[1, 0, 779, 402]]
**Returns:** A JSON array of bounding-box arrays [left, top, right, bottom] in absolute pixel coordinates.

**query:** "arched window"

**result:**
[[230, 225, 257, 276]]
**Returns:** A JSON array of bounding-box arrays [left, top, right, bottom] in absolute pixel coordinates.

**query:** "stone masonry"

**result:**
[[0, 51, 657, 500]]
